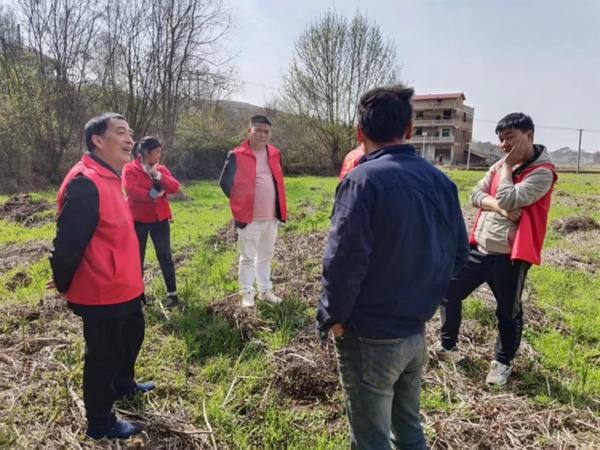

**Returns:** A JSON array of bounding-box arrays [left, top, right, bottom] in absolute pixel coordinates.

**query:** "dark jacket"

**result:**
[[219, 139, 287, 227], [50, 152, 144, 318], [317, 144, 469, 339]]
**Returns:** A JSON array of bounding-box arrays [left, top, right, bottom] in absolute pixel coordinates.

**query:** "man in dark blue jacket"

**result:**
[[318, 85, 469, 450]]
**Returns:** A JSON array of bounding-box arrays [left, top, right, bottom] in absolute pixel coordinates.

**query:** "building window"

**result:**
[[443, 110, 452, 120], [463, 112, 467, 121], [442, 128, 450, 137], [416, 111, 424, 119], [415, 128, 423, 136]]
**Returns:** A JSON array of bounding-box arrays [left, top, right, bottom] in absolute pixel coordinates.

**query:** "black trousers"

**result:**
[[82, 310, 145, 430], [134, 220, 177, 293], [439, 248, 531, 366]]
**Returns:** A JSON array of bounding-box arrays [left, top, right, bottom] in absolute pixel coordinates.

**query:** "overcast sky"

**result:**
[[224, 0, 600, 151]]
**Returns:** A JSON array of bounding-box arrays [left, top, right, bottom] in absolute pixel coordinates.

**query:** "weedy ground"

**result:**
[[0, 172, 599, 449]]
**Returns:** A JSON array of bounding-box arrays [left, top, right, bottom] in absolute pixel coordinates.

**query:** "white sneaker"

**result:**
[[432, 341, 463, 363], [240, 290, 255, 308], [486, 360, 512, 385], [258, 290, 282, 305]]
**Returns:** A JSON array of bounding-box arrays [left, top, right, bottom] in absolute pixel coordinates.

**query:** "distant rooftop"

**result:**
[[413, 93, 466, 101]]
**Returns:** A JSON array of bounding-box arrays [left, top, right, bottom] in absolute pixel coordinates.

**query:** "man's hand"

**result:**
[[504, 135, 529, 167], [499, 208, 522, 222], [45, 279, 66, 298], [157, 189, 166, 198], [331, 323, 345, 338]]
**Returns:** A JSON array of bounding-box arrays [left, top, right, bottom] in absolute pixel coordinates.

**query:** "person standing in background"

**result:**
[[219, 115, 287, 308], [123, 137, 180, 307]]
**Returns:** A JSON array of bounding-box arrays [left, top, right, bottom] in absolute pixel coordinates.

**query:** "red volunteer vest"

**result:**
[[469, 161, 557, 265], [57, 154, 144, 305], [229, 139, 287, 224], [339, 146, 365, 180], [122, 157, 180, 223]]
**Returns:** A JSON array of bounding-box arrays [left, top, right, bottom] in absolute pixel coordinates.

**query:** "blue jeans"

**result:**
[[334, 331, 427, 450]]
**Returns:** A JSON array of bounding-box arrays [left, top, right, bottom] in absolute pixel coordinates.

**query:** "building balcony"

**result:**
[[413, 119, 456, 127], [413, 100, 458, 109], [411, 135, 455, 144]]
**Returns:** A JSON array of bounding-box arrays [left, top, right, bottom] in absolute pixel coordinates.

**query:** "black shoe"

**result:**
[[86, 420, 143, 439], [164, 295, 178, 307], [115, 382, 156, 400]]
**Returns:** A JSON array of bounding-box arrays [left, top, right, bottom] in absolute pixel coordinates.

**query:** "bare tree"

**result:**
[[280, 10, 400, 170], [15, 0, 100, 181], [148, 0, 232, 149]]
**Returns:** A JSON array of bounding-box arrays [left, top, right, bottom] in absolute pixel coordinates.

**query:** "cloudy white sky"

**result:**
[[224, 0, 600, 151]]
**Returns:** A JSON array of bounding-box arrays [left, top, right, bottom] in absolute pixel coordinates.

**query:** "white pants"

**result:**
[[237, 219, 279, 293]]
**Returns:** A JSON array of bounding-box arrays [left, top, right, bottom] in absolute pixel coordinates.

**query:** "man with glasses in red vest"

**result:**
[[433, 113, 557, 386]]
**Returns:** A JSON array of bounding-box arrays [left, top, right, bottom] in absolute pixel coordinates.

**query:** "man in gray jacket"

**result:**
[[434, 112, 556, 385]]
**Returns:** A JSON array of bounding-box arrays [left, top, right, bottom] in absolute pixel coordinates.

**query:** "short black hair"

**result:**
[[133, 136, 162, 158], [495, 113, 535, 135], [84, 113, 126, 152], [357, 84, 414, 143], [249, 115, 271, 127]]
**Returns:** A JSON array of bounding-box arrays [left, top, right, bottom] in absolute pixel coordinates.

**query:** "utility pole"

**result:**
[[466, 144, 472, 170], [577, 129, 583, 174]]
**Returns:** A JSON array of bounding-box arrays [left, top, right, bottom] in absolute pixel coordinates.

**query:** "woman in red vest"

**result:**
[[123, 137, 180, 307]]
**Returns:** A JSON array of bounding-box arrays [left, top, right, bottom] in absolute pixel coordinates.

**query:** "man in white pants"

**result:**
[[219, 115, 288, 307]]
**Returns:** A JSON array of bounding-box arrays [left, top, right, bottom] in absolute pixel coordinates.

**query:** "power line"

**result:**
[[241, 79, 600, 134], [473, 118, 600, 134]]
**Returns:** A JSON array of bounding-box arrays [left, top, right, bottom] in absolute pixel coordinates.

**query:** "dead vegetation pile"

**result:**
[[0, 194, 55, 226], [206, 293, 273, 340], [423, 385, 600, 449], [270, 326, 339, 402], [543, 247, 600, 274], [552, 216, 600, 234], [207, 219, 238, 248], [421, 290, 600, 448], [0, 296, 215, 449], [271, 230, 328, 303]]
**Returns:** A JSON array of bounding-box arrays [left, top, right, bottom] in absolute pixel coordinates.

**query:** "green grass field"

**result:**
[[0, 172, 599, 448]]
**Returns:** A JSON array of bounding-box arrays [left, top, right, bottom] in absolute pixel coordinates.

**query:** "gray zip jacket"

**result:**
[[470, 145, 554, 254]]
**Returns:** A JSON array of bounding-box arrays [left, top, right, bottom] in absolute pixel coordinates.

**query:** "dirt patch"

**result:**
[[0, 194, 55, 226], [270, 326, 339, 402], [0, 239, 50, 273], [543, 247, 599, 274], [206, 294, 273, 340], [552, 216, 600, 234]]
